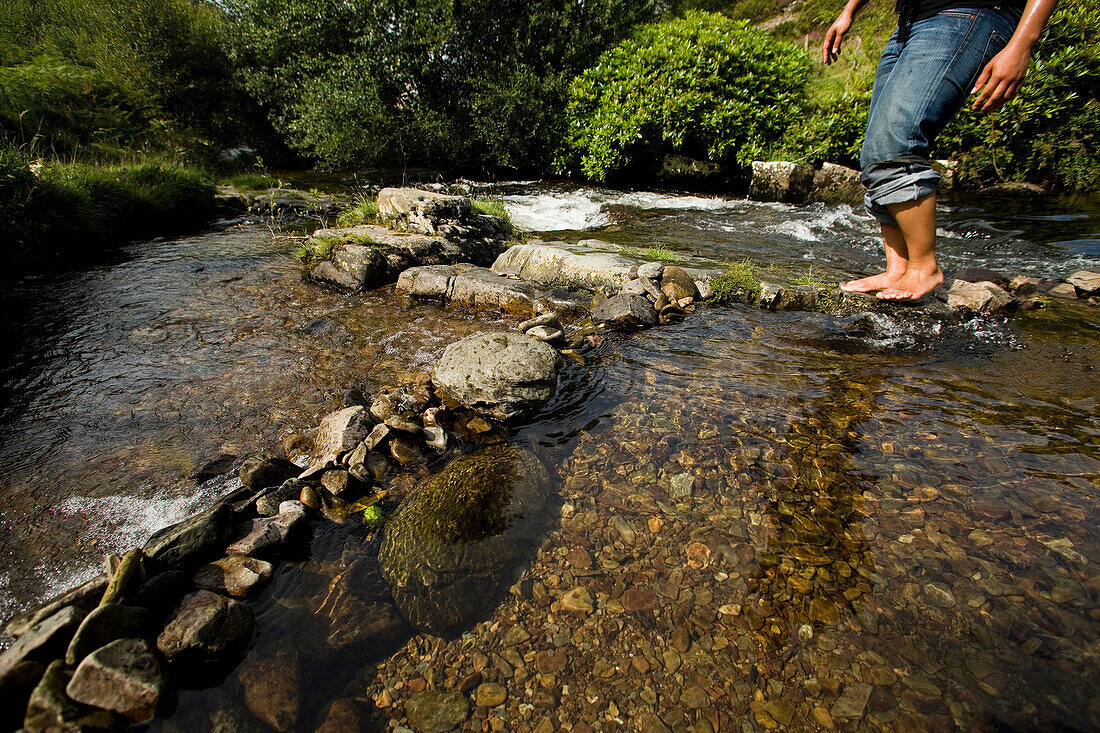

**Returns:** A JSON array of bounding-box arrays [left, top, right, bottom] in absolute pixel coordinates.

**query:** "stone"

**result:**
[[364, 422, 392, 451], [378, 188, 471, 234], [954, 267, 1009, 287], [192, 555, 274, 597], [239, 456, 298, 491], [621, 278, 648, 296], [66, 638, 166, 722], [831, 682, 873, 720], [431, 331, 562, 421], [809, 163, 863, 206], [560, 587, 593, 614], [475, 682, 507, 707], [238, 637, 300, 733], [1048, 282, 1079, 299], [144, 501, 234, 568], [379, 445, 551, 635], [1067, 270, 1100, 296], [942, 279, 1016, 314], [670, 473, 693, 499], [0, 605, 84, 684], [315, 698, 370, 733], [764, 699, 796, 726], [590, 294, 659, 331], [622, 588, 659, 612], [157, 590, 255, 669], [226, 500, 308, 558], [750, 161, 814, 203], [5, 576, 106, 639], [397, 264, 567, 319], [65, 604, 147, 666], [255, 479, 305, 516], [660, 265, 698, 302], [405, 690, 470, 733], [492, 241, 637, 292], [24, 659, 89, 730], [637, 262, 665, 280], [390, 434, 426, 465], [306, 406, 372, 474], [321, 469, 352, 496], [526, 325, 564, 343]]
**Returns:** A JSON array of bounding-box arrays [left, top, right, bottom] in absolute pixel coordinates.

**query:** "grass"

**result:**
[[472, 196, 527, 240], [295, 236, 338, 266], [223, 173, 281, 191], [644, 246, 680, 262], [2, 147, 215, 257], [710, 259, 762, 304], [337, 195, 379, 226], [791, 266, 834, 288]]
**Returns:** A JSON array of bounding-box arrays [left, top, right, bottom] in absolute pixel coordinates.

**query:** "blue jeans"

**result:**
[[860, 8, 1018, 226]]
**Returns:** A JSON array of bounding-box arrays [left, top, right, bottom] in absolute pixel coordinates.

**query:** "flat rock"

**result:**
[[237, 637, 300, 733], [144, 501, 233, 568], [750, 161, 815, 203], [942, 279, 1016, 314], [492, 242, 636, 292], [809, 163, 863, 206], [306, 406, 372, 474], [157, 590, 255, 668], [590, 294, 659, 331], [397, 264, 576, 318], [239, 456, 298, 492], [431, 331, 562, 421], [0, 605, 84, 683], [5, 576, 106, 639], [193, 555, 274, 597], [405, 690, 469, 733], [226, 500, 308, 558], [1067, 270, 1100, 296], [831, 682, 873, 720], [24, 659, 113, 731], [66, 638, 166, 722], [954, 267, 1009, 287], [65, 604, 148, 666]]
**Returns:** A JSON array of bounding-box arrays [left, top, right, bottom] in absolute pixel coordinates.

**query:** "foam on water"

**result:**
[[501, 186, 743, 231]]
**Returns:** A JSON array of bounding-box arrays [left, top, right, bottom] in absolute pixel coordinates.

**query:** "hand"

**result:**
[[971, 41, 1032, 112], [822, 12, 853, 65]]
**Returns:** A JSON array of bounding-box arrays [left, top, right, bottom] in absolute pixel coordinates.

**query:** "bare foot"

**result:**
[[877, 267, 944, 301], [840, 270, 905, 293]]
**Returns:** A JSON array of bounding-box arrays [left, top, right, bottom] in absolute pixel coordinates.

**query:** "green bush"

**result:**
[[559, 12, 810, 181]]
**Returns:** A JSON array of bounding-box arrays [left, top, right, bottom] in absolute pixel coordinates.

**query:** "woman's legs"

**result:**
[[841, 222, 909, 292], [878, 193, 943, 299]]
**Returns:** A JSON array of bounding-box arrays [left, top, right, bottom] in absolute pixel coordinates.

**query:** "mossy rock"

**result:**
[[378, 444, 550, 635]]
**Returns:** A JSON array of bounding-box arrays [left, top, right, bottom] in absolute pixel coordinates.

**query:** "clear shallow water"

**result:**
[[2, 182, 1099, 730]]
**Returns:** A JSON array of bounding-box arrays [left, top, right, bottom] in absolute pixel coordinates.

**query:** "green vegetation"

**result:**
[[559, 12, 810, 181], [336, 195, 380, 227], [224, 174, 281, 192], [644, 247, 680, 262], [295, 236, 339, 266], [710, 259, 762, 304]]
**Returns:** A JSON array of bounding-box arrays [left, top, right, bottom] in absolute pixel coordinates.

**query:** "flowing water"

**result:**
[[1, 181, 1098, 731]]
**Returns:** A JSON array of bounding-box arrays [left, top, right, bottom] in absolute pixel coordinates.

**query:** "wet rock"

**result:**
[[492, 241, 636, 292], [390, 434, 426, 465], [942, 279, 1016, 314], [24, 659, 116, 731], [144, 501, 233, 568], [306, 406, 372, 474], [239, 456, 298, 492], [954, 267, 1009, 288], [1048, 282, 1078, 299], [65, 604, 148, 666], [321, 470, 352, 496], [622, 588, 659, 613], [378, 188, 471, 235], [5, 576, 106, 639], [423, 426, 447, 451], [560, 587, 594, 614], [526, 325, 564, 344], [226, 500, 308, 558], [193, 555, 274, 597], [397, 264, 566, 318], [637, 262, 665, 280], [670, 473, 693, 499], [0, 605, 84, 684], [157, 590, 254, 670], [431, 332, 562, 421], [475, 682, 507, 707], [750, 161, 814, 203], [809, 163, 863, 206], [590, 294, 659, 331], [363, 422, 392, 451], [255, 479, 306, 516], [659, 266, 698, 301], [190, 453, 238, 482], [1067, 269, 1100, 296], [379, 445, 551, 635], [621, 278, 648, 297], [405, 690, 469, 733], [237, 638, 301, 733], [830, 682, 873, 720], [315, 697, 370, 733], [316, 557, 407, 651], [66, 638, 166, 722]]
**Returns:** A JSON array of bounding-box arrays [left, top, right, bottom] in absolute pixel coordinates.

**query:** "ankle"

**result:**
[[906, 260, 941, 276]]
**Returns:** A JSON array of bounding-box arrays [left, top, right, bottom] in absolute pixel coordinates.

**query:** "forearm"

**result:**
[[1008, 0, 1060, 50], [838, 0, 874, 20]]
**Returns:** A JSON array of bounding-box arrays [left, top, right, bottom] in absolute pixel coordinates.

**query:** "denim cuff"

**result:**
[[862, 162, 940, 226]]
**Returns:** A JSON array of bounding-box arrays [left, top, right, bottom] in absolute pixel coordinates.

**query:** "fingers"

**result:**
[[978, 79, 1012, 112], [822, 29, 839, 64], [970, 63, 993, 96]]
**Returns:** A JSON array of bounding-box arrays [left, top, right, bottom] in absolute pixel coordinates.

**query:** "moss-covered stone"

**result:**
[[378, 445, 550, 635]]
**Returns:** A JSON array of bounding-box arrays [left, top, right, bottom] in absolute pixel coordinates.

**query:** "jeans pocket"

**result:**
[[969, 29, 1010, 88]]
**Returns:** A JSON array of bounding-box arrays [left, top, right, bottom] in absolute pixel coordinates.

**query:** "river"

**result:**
[[1, 180, 1098, 730]]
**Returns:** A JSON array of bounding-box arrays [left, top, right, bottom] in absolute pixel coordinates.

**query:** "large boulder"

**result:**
[[749, 161, 815, 203], [379, 445, 551, 635], [66, 638, 167, 722], [378, 188, 471, 234], [590, 294, 659, 331], [431, 332, 562, 421], [65, 604, 148, 666], [157, 590, 255, 671], [143, 501, 234, 568], [397, 264, 577, 318], [492, 242, 637, 292], [808, 163, 864, 206]]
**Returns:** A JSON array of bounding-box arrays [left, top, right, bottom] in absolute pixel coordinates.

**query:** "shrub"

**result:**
[[559, 12, 810, 181]]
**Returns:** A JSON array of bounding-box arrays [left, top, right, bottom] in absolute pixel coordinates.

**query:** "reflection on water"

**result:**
[[2, 183, 1099, 730]]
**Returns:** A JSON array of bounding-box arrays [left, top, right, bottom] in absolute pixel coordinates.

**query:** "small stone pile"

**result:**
[[591, 263, 704, 332]]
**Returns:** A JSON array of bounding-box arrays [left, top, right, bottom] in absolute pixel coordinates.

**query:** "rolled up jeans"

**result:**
[[860, 7, 1018, 226]]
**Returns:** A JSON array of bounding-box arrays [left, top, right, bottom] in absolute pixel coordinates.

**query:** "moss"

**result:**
[[644, 246, 680, 262], [295, 236, 338, 266], [337, 195, 379, 226], [710, 259, 762, 304]]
